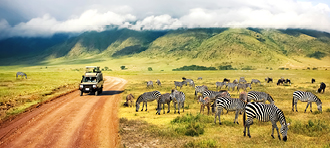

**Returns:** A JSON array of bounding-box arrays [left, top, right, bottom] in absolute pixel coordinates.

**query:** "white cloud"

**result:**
[[1, 0, 330, 39]]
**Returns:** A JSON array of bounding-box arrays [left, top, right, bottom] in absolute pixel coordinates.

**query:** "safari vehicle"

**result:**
[[79, 66, 104, 96]]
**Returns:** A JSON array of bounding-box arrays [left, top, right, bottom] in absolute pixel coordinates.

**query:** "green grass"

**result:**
[[118, 69, 330, 147]]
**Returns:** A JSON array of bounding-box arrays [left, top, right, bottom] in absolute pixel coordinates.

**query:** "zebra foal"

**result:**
[[146, 81, 153, 88], [292, 91, 322, 112], [136, 91, 161, 112], [174, 81, 186, 89], [215, 82, 226, 90], [243, 102, 289, 141]]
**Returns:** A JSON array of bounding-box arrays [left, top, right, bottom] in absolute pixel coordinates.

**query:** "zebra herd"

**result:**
[[128, 77, 326, 141]]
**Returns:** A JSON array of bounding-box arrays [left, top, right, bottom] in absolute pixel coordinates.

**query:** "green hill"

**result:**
[[1, 28, 329, 69]]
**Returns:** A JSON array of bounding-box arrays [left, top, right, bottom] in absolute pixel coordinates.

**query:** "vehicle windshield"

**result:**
[[83, 77, 97, 82], [85, 67, 100, 73]]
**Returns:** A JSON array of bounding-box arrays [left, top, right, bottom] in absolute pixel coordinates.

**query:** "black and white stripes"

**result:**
[[247, 91, 274, 104], [243, 102, 289, 141], [292, 91, 322, 112]]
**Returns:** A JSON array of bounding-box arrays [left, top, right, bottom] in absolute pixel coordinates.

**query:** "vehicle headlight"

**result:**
[[93, 85, 97, 88], [80, 85, 83, 88]]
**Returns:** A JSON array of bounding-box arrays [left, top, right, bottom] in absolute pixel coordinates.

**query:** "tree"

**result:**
[[104, 67, 109, 71], [120, 66, 126, 70]]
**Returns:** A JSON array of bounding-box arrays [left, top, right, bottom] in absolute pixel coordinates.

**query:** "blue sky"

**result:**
[[0, 0, 330, 39]]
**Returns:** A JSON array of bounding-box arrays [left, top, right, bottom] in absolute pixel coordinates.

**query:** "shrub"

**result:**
[[184, 122, 205, 136], [291, 120, 329, 137], [120, 66, 126, 70], [241, 66, 256, 70], [313, 67, 318, 70], [185, 139, 217, 148], [307, 51, 326, 59], [172, 65, 217, 71], [218, 65, 237, 70], [148, 67, 153, 71]]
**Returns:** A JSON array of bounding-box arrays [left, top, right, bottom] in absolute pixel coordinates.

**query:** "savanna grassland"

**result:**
[[117, 69, 330, 148]]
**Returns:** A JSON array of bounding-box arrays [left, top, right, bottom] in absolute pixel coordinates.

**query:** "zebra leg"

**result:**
[[207, 105, 210, 115], [271, 122, 281, 140], [174, 102, 177, 114], [214, 108, 218, 124], [145, 102, 148, 111], [141, 102, 145, 111], [167, 102, 170, 113], [310, 102, 313, 112], [295, 100, 298, 112], [182, 102, 184, 113], [234, 110, 239, 124], [305, 102, 311, 113], [163, 104, 165, 114], [218, 108, 222, 125], [178, 102, 181, 114]]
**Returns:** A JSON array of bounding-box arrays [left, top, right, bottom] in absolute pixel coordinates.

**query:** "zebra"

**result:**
[[251, 79, 261, 85], [174, 81, 186, 89], [170, 89, 185, 114], [243, 102, 289, 141], [226, 83, 237, 91], [197, 77, 203, 80], [195, 85, 208, 96], [215, 82, 226, 90], [156, 93, 172, 115], [146, 81, 153, 88], [247, 91, 275, 104], [237, 83, 252, 93], [136, 91, 161, 112], [16, 72, 27, 79], [156, 79, 161, 86], [185, 79, 195, 87], [214, 92, 247, 124], [233, 79, 239, 84], [239, 77, 247, 84], [203, 90, 231, 102], [292, 91, 322, 112]]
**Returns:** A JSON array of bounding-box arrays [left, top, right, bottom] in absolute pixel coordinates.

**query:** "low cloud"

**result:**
[[1, 0, 330, 40]]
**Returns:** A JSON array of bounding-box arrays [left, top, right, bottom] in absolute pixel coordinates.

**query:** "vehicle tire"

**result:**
[[95, 90, 99, 96], [80, 91, 83, 96], [100, 87, 103, 94]]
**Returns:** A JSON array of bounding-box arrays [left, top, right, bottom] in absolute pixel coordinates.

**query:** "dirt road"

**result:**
[[0, 76, 127, 148]]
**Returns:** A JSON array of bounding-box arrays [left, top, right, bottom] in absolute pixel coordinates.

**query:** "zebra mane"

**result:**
[[136, 95, 143, 103], [314, 95, 322, 105], [276, 108, 287, 125], [268, 94, 274, 101]]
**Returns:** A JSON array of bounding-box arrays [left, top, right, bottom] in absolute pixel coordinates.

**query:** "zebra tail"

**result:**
[[243, 111, 246, 127]]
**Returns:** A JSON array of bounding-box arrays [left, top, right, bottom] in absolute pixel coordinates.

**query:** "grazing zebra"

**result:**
[[174, 81, 186, 89], [243, 102, 289, 141], [156, 93, 172, 115], [247, 91, 275, 104], [239, 77, 247, 84], [170, 89, 185, 114], [195, 85, 208, 96], [237, 83, 252, 93], [124, 94, 134, 107], [215, 82, 226, 90], [197, 77, 203, 80], [136, 91, 161, 112], [156, 79, 161, 86], [185, 79, 195, 87], [146, 81, 153, 88], [233, 79, 239, 84], [292, 91, 322, 112], [197, 95, 211, 115], [214, 92, 247, 124], [16, 72, 27, 79], [226, 83, 237, 91], [251, 79, 261, 85]]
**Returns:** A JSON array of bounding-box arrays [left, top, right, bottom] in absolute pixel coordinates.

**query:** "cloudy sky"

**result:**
[[0, 0, 330, 39]]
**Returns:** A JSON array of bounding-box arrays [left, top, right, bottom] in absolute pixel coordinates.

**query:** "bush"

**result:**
[[218, 65, 237, 70], [120, 66, 126, 70], [185, 139, 217, 148], [291, 120, 329, 137], [307, 51, 326, 59], [313, 67, 318, 70], [148, 67, 153, 71], [184, 122, 205, 136], [172, 65, 217, 71], [241, 66, 256, 70]]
